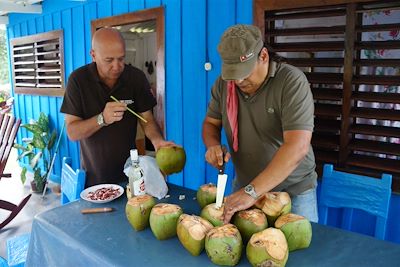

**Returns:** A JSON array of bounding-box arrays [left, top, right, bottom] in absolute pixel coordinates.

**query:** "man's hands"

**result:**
[[205, 145, 231, 169], [102, 101, 127, 125], [222, 189, 257, 224], [153, 140, 176, 151]]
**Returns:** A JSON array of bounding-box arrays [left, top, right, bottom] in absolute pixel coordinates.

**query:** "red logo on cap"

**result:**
[[240, 52, 254, 62]]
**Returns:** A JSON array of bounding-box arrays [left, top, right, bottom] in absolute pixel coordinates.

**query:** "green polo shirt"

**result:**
[[207, 61, 317, 196], [61, 63, 156, 187]]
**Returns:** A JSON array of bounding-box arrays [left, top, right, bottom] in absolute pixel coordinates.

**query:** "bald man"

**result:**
[[61, 28, 173, 187]]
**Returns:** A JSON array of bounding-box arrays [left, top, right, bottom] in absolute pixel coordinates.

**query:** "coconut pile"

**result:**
[[125, 183, 312, 267]]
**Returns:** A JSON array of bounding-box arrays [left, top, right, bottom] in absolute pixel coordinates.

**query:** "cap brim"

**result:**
[[221, 55, 257, 80]]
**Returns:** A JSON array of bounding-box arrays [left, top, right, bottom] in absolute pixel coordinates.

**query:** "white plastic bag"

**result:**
[[124, 155, 168, 199]]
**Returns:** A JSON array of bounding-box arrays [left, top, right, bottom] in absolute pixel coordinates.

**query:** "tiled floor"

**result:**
[[0, 148, 61, 259]]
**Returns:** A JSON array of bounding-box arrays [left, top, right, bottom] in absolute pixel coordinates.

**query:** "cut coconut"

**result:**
[[200, 203, 224, 226], [197, 183, 217, 208], [246, 227, 288, 267], [125, 194, 156, 231], [205, 224, 243, 266], [149, 203, 183, 240], [255, 192, 291, 225], [177, 214, 214, 256], [275, 213, 312, 251], [233, 208, 268, 243]]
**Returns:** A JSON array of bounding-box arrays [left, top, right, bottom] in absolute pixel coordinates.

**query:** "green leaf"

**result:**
[[17, 150, 33, 161], [21, 123, 43, 135], [47, 130, 57, 150], [13, 143, 28, 151], [33, 168, 45, 192], [30, 151, 42, 169], [21, 167, 27, 184], [32, 133, 46, 149], [37, 112, 49, 133]]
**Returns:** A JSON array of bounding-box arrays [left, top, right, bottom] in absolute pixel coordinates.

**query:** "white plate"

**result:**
[[80, 184, 124, 204]]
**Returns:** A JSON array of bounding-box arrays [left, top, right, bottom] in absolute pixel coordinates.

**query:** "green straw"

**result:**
[[110, 95, 147, 123]]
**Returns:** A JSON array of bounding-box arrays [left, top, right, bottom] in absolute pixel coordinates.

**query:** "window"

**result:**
[[10, 30, 64, 96], [254, 0, 400, 191]]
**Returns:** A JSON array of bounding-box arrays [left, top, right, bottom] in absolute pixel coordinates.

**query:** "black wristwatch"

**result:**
[[96, 113, 108, 127], [244, 184, 258, 199]]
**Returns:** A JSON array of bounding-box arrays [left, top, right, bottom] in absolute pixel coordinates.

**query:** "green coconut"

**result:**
[[149, 203, 183, 240], [196, 183, 217, 208], [205, 224, 243, 266], [177, 214, 214, 256], [155, 146, 186, 175], [275, 213, 312, 252], [246, 227, 288, 267], [233, 208, 268, 243], [125, 194, 156, 231], [200, 203, 224, 226], [255, 192, 291, 226]]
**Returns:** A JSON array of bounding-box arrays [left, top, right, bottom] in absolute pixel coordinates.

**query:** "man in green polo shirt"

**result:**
[[202, 24, 318, 223]]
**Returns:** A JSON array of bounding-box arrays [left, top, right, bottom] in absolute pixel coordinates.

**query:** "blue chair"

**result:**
[[0, 256, 8, 267], [61, 157, 86, 205], [319, 164, 392, 240], [6, 233, 30, 267]]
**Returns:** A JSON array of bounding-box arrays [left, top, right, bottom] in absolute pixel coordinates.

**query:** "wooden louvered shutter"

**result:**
[[254, 0, 400, 191], [10, 30, 65, 96]]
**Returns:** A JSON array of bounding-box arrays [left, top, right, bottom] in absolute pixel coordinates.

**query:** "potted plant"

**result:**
[[14, 112, 57, 193]]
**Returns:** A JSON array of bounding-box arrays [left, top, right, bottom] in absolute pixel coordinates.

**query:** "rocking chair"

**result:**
[[0, 113, 32, 230]]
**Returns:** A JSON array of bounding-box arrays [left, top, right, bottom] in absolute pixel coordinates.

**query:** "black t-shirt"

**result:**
[[60, 63, 156, 187]]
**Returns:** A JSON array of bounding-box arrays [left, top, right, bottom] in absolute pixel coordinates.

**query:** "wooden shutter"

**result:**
[[254, 0, 400, 191], [10, 30, 64, 96]]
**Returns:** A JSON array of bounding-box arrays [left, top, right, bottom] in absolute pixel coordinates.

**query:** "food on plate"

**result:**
[[125, 194, 156, 231], [275, 213, 312, 252], [232, 208, 268, 243], [155, 146, 186, 175], [177, 214, 213, 256], [246, 227, 288, 267], [87, 187, 120, 201], [149, 203, 183, 240], [254, 192, 291, 225], [196, 183, 217, 208], [205, 224, 243, 266]]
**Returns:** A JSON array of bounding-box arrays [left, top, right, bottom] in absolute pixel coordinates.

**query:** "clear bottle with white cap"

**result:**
[[128, 149, 145, 196]]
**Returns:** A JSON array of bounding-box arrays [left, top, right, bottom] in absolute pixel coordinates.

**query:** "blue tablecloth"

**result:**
[[26, 184, 400, 266]]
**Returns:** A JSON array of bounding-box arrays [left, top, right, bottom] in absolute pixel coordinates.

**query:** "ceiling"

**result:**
[[0, 0, 43, 24]]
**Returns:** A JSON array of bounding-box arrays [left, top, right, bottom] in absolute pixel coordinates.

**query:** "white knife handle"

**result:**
[[216, 174, 228, 208]]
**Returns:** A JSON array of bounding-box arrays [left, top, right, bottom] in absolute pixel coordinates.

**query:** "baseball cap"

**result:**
[[217, 24, 264, 80]]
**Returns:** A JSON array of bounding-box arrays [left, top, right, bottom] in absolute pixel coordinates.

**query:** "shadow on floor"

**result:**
[[0, 148, 61, 259]]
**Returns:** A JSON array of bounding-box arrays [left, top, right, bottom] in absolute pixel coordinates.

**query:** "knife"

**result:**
[[215, 147, 228, 209]]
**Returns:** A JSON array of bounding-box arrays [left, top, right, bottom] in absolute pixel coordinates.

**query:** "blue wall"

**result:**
[[6, 0, 400, 244], [7, 0, 252, 187]]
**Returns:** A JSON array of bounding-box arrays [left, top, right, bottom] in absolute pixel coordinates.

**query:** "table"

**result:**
[[26, 184, 400, 266]]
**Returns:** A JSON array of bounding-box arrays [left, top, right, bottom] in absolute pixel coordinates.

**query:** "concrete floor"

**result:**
[[0, 148, 61, 259]]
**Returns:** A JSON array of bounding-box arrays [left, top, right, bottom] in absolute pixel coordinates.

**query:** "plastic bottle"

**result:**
[[128, 149, 146, 196]]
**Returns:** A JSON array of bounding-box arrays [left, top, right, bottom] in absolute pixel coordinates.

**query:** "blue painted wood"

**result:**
[[84, 2, 97, 64], [129, 0, 145, 11], [163, 0, 183, 187], [61, 157, 86, 205], [112, 0, 129, 15], [97, 0, 112, 18], [71, 6, 85, 70], [319, 164, 392, 240], [146, 0, 161, 9], [35, 17, 44, 33], [181, 0, 207, 190], [237, 0, 253, 23]]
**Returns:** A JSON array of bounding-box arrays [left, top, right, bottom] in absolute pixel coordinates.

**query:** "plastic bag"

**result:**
[[124, 155, 168, 199]]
